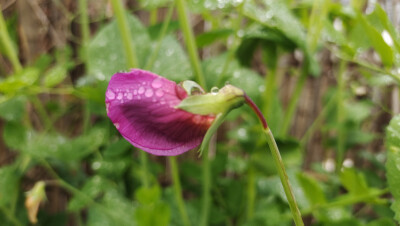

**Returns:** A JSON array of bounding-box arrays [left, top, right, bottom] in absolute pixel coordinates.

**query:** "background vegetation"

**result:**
[[1, 0, 400, 225]]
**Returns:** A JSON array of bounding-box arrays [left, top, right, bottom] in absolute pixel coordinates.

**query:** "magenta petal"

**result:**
[[105, 69, 214, 156]]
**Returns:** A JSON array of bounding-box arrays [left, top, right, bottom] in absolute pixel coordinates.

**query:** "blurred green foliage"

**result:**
[[0, 0, 399, 225]]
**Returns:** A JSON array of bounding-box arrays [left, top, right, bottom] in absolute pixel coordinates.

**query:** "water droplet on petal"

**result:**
[[192, 115, 202, 124], [138, 87, 145, 94], [117, 93, 123, 100], [114, 123, 120, 129], [151, 78, 163, 88], [145, 89, 153, 97], [155, 89, 164, 97], [106, 90, 115, 100], [127, 93, 133, 100], [133, 90, 137, 95], [211, 87, 219, 94]]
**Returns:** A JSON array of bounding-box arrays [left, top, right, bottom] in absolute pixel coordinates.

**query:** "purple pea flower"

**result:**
[[105, 69, 215, 156]]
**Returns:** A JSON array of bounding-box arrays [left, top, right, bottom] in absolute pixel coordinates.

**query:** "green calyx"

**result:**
[[176, 84, 245, 115]]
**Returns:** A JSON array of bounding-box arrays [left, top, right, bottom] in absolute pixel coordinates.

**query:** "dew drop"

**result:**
[[117, 93, 123, 100], [138, 87, 145, 94], [133, 90, 137, 95], [127, 93, 133, 100], [211, 87, 219, 94], [114, 123, 120, 129], [155, 89, 164, 97], [145, 89, 154, 97], [106, 90, 116, 100], [151, 78, 163, 88]]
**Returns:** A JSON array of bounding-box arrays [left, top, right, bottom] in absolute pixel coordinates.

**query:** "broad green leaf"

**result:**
[[195, 29, 234, 47], [296, 172, 326, 207], [340, 168, 369, 195], [87, 15, 150, 80], [22, 127, 106, 161], [386, 114, 400, 223], [3, 121, 27, 150], [307, 0, 330, 52], [0, 96, 26, 121], [0, 164, 19, 206], [43, 65, 68, 87], [148, 35, 192, 81]]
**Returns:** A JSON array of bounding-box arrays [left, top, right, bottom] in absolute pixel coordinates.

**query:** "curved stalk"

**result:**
[[170, 157, 191, 226], [244, 94, 304, 226]]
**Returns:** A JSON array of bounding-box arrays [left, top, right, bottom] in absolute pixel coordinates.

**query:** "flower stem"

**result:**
[[0, 9, 22, 73], [244, 95, 304, 226], [110, 0, 138, 69], [175, 0, 207, 89], [200, 146, 211, 226], [169, 157, 191, 226]]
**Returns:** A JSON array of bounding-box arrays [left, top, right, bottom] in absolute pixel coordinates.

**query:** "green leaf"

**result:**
[[137, 0, 172, 10], [0, 96, 26, 121], [340, 167, 369, 195], [148, 35, 192, 82], [43, 65, 68, 87], [296, 172, 326, 207], [195, 29, 234, 47], [386, 114, 400, 223], [87, 15, 150, 80], [357, 13, 394, 67], [0, 68, 39, 94], [3, 121, 27, 150], [22, 127, 106, 161], [0, 164, 19, 207]]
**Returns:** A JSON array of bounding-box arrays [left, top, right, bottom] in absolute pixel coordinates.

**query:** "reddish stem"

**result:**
[[244, 94, 268, 129]]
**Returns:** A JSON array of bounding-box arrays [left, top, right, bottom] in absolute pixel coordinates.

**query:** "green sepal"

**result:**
[[177, 84, 245, 115]]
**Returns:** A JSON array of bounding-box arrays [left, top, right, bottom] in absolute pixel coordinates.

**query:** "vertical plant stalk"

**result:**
[[244, 94, 304, 226], [0, 9, 22, 73], [175, 1, 210, 225], [200, 146, 211, 226], [110, 0, 148, 187], [169, 157, 191, 226], [280, 60, 309, 136], [110, 0, 138, 69], [78, 0, 91, 134], [175, 0, 207, 88], [336, 61, 346, 172], [246, 166, 256, 220]]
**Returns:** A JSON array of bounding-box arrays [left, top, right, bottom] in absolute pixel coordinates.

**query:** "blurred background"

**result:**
[[1, 0, 400, 225]]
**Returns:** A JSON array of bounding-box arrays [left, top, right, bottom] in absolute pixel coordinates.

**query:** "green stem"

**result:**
[[175, 2, 210, 225], [110, 0, 138, 68], [110, 0, 150, 186], [300, 92, 337, 148], [149, 9, 158, 25], [140, 151, 149, 187], [78, 0, 90, 63], [169, 157, 191, 226], [0, 9, 22, 73], [144, 4, 174, 70], [336, 61, 346, 173], [175, 0, 207, 88], [246, 166, 256, 220], [245, 95, 304, 226], [200, 146, 211, 226], [280, 60, 309, 136], [264, 128, 304, 226]]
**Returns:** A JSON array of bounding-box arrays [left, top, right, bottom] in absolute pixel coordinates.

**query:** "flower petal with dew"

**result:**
[[105, 69, 215, 156]]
